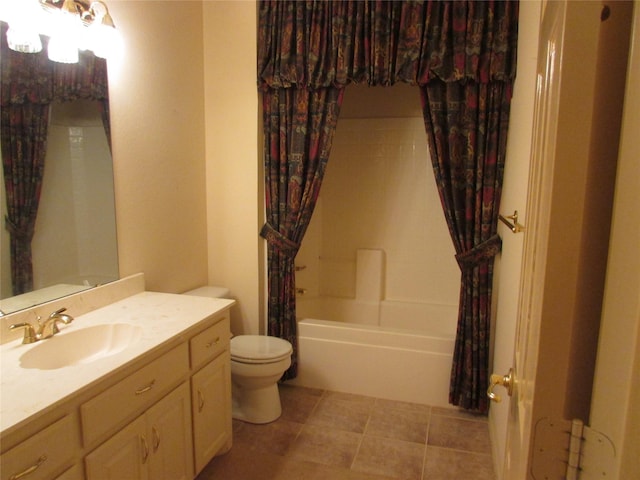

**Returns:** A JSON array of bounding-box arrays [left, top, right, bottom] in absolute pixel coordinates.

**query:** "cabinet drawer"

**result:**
[[81, 343, 189, 447], [1, 414, 80, 480], [190, 315, 229, 369]]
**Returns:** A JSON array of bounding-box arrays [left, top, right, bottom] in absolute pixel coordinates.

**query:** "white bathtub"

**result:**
[[290, 296, 457, 407]]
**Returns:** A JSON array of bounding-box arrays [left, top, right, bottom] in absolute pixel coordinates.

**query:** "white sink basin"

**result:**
[[19, 323, 143, 370]]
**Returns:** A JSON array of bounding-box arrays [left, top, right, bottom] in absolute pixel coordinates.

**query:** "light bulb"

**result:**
[[6, 27, 42, 53], [48, 36, 79, 63], [47, 0, 82, 63], [4, 0, 43, 53], [87, 2, 121, 60]]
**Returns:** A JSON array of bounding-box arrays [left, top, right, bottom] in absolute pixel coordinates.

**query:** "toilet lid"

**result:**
[[231, 335, 292, 363]]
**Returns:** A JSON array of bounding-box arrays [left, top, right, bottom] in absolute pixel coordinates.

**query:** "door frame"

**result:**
[[588, 3, 640, 477]]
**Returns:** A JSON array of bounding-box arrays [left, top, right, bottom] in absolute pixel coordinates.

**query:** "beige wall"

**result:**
[[108, 1, 261, 334], [203, 1, 262, 335], [107, 1, 208, 294]]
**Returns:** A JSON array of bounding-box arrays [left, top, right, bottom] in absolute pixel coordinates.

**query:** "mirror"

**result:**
[[0, 23, 118, 315]]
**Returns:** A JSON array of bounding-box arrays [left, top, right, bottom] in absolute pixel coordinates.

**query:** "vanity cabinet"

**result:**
[[0, 293, 233, 480], [85, 382, 193, 480], [82, 310, 231, 480]]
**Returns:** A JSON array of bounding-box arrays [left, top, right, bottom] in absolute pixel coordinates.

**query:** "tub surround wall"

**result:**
[[297, 246, 458, 332], [355, 249, 384, 301], [297, 295, 457, 335], [296, 107, 460, 332], [379, 299, 457, 335]]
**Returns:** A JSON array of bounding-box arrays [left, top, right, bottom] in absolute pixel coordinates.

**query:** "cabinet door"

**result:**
[[85, 416, 148, 480], [147, 383, 194, 480], [191, 351, 231, 474], [55, 464, 84, 480]]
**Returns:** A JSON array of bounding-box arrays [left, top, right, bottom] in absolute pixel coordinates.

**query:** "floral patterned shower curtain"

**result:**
[[260, 87, 344, 379], [0, 22, 110, 295], [258, 1, 518, 410], [421, 79, 512, 413]]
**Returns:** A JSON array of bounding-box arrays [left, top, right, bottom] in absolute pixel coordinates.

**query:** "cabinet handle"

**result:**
[[205, 336, 221, 348], [198, 389, 205, 412], [9, 455, 47, 480], [135, 379, 156, 395], [141, 435, 149, 464], [152, 426, 161, 452]]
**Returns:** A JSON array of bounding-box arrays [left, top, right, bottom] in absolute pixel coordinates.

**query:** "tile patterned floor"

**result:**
[[196, 384, 495, 480]]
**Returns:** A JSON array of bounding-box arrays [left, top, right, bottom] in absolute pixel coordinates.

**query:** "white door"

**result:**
[[500, 1, 634, 478], [501, 3, 568, 476]]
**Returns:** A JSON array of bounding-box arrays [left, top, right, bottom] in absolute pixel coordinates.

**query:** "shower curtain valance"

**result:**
[[258, 0, 518, 89]]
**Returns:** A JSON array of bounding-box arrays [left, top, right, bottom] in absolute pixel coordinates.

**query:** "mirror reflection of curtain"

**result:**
[[0, 22, 110, 295], [1, 103, 49, 295], [257, 1, 518, 413]]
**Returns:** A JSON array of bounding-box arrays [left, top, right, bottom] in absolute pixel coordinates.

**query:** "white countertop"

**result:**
[[1, 291, 234, 436]]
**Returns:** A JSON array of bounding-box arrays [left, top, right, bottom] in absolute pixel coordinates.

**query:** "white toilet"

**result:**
[[230, 334, 292, 424], [184, 286, 293, 424]]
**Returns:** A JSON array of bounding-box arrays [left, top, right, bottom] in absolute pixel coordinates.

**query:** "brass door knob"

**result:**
[[487, 368, 514, 402]]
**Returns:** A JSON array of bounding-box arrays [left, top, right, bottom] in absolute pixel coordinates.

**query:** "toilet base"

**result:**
[[232, 381, 283, 424]]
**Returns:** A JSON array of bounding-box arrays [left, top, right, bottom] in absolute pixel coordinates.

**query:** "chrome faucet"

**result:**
[[9, 308, 74, 344]]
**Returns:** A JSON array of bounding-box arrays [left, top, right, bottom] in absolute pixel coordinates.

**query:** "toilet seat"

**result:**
[[230, 335, 292, 364]]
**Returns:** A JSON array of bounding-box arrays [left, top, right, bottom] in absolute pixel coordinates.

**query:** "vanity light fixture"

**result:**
[[3, 0, 120, 63]]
